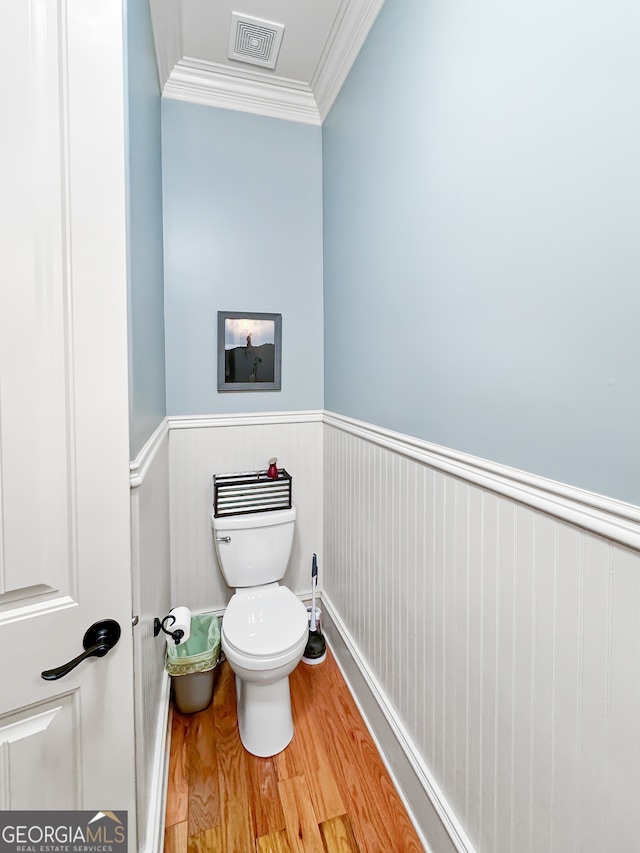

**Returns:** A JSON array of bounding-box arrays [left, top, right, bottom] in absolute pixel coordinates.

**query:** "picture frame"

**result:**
[[217, 311, 282, 392]]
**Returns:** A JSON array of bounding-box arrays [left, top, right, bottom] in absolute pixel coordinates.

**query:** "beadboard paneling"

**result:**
[[168, 415, 323, 612], [323, 419, 640, 853], [130, 423, 172, 853]]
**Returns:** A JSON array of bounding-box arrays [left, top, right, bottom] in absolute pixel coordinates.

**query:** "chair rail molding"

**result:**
[[167, 410, 324, 431], [130, 418, 170, 489], [323, 411, 640, 550]]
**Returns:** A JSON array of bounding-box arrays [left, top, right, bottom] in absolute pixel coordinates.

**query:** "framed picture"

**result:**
[[217, 311, 282, 391]]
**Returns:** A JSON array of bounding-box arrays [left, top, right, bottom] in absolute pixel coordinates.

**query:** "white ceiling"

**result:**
[[149, 0, 385, 125]]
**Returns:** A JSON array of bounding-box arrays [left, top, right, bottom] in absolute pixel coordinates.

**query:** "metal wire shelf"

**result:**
[[213, 468, 292, 518]]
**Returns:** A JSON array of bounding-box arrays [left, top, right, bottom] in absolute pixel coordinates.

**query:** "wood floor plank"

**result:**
[[186, 825, 223, 853], [164, 820, 188, 853], [313, 656, 400, 852], [289, 667, 345, 823], [245, 752, 286, 837], [310, 653, 423, 852], [165, 647, 424, 853], [165, 709, 189, 826], [256, 828, 294, 853], [278, 775, 325, 853], [275, 729, 305, 781], [319, 814, 360, 853], [185, 702, 219, 835], [214, 663, 256, 852]]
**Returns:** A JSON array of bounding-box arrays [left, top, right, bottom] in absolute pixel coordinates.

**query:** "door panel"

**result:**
[[0, 694, 81, 810], [0, 0, 74, 614], [0, 0, 135, 826]]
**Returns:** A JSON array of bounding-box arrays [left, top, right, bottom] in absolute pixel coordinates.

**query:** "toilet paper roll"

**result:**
[[167, 606, 191, 646]]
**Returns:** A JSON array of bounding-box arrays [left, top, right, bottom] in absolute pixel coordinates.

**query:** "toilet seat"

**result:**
[[222, 586, 308, 665]]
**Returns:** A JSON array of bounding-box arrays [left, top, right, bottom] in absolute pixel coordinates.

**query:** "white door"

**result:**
[[0, 0, 136, 829]]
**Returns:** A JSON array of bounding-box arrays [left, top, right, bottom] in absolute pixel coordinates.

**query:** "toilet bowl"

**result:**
[[212, 506, 308, 757], [221, 585, 308, 756]]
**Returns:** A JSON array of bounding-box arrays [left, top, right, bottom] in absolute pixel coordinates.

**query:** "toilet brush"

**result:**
[[302, 553, 326, 665]]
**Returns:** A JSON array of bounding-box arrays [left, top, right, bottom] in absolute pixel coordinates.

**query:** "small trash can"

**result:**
[[166, 613, 221, 714]]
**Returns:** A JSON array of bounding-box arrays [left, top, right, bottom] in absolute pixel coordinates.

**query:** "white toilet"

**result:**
[[211, 506, 308, 757]]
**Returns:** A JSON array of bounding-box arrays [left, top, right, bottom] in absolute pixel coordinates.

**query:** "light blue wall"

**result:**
[[323, 0, 640, 505], [162, 100, 324, 415], [125, 0, 166, 459]]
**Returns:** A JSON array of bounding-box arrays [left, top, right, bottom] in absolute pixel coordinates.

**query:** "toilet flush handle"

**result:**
[[216, 535, 231, 543]]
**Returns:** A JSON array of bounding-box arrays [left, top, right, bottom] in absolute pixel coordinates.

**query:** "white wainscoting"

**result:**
[[323, 412, 640, 853], [168, 412, 324, 613], [130, 420, 172, 853]]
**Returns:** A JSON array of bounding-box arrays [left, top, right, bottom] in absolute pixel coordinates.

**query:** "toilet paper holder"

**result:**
[[153, 613, 186, 645]]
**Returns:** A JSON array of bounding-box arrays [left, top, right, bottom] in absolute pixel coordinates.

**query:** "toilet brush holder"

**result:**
[[302, 606, 326, 665], [306, 606, 322, 633]]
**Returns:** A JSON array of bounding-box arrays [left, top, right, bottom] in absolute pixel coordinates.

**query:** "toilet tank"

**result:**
[[211, 506, 296, 588]]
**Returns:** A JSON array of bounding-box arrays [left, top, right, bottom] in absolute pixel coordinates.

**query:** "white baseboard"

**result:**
[[140, 671, 172, 853], [321, 593, 476, 853]]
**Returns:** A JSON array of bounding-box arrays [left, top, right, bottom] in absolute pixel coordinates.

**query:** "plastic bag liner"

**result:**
[[165, 613, 221, 676]]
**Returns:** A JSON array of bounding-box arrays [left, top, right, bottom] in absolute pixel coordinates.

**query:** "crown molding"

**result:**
[[150, 0, 386, 125], [313, 0, 385, 122], [148, 0, 183, 90], [163, 61, 322, 125], [178, 57, 314, 94]]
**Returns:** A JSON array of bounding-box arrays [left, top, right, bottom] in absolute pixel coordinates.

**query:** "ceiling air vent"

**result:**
[[228, 13, 285, 70]]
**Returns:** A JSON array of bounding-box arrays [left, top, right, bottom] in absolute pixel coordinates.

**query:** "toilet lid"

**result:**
[[223, 587, 308, 658]]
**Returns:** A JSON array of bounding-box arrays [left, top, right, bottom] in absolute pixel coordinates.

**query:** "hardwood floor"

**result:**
[[164, 647, 424, 852]]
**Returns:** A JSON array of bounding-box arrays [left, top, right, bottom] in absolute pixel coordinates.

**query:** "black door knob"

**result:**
[[41, 619, 121, 681]]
